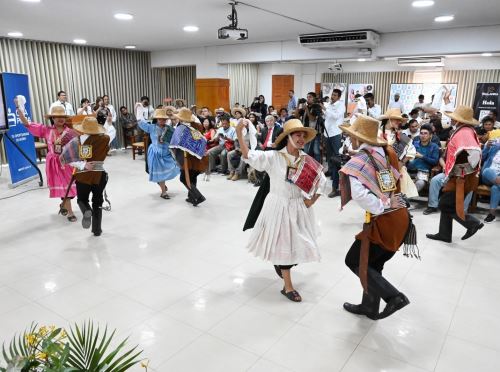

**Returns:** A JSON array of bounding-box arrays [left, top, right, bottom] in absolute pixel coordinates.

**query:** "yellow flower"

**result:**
[[36, 352, 48, 360], [25, 334, 37, 346], [140, 359, 150, 369], [39, 326, 48, 337]]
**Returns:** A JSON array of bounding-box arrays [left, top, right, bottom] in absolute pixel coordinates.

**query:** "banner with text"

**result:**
[[473, 83, 500, 120], [1, 73, 38, 186]]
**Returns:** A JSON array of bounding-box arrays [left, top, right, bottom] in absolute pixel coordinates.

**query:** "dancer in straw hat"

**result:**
[[339, 115, 417, 320], [426, 105, 483, 243], [171, 107, 209, 206], [138, 108, 180, 199], [17, 105, 79, 222], [236, 118, 327, 302], [60, 117, 110, 236]]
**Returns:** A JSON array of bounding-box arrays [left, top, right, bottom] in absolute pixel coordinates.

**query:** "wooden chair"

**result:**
[[469, 185, 491, 212], [132, 133, 149, 160], [34, 141, 48, 162]]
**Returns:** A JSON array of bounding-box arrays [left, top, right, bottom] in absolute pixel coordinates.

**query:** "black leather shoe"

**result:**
[[81, 210, 92, 229], [378, 294, 410, 319], [461, 223, 484, 240], [426, 233, 451, 243], [343, 302, 379, 320], [423, 207, 438, 215]]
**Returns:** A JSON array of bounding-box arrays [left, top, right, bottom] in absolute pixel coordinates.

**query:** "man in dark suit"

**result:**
[[258, 115, 283, 150]]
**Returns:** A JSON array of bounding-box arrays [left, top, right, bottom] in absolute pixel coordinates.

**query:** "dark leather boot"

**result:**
[[426, 212, 452, 243], [343, 292, 380, 320], [91, 207, 102, 236], [78, 200, 92, 229], [379, 293, 410, 319]]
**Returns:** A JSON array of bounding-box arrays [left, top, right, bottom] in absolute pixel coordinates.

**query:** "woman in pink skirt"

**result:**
[[18, 105, 78, 221]]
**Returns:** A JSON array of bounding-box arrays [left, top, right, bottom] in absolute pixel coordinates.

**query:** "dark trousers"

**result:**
[[180, 169, 200, 188], [437, 191, 481, 240], [76, 173, 108, 211], [345, 239, 399, 303], [324, 134, 342, 190]]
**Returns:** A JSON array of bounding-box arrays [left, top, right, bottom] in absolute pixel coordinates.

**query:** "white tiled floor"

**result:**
[[0, 150, 499, 371]]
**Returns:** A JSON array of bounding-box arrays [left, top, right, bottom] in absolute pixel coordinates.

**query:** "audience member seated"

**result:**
[[407, 124, 440, 193], [475, 116, 495, 144], [431, 118, 452, 142], [409, 108, 423, 124], [207, 115, 236, 175], [277, 108, 288, 127], [118, 106, 139, 146], [227, 118, 257, 181], [258, 115, 282, 150], [402, 119, 420, 139], [481, 135, 500, 223]]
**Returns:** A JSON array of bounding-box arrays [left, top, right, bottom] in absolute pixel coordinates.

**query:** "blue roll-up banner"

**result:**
[[1, 73, 38, 187]]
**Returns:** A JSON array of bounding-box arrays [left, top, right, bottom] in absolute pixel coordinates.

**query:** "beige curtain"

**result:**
[[0, 37, 154, 148], [443, 69, 500, 107], [322, 71, 415, 111], [151, 66, 196, 108], [228, 63, 259, 108]]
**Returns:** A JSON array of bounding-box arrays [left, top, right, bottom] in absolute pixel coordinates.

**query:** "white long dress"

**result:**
[[244, 147, 327, 265]]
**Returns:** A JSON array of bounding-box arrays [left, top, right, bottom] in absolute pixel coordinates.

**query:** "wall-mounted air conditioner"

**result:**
[[397, 57, 444, 67], [298, 30, 380, 49]]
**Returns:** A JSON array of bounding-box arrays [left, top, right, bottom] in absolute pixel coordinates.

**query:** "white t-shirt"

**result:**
[[50, 100, 75, 116], [323, 100, 346, 137], [388, 100, 406, 114]]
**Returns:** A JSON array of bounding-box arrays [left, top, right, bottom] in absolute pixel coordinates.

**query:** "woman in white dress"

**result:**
[[236, 119, 327, 302]]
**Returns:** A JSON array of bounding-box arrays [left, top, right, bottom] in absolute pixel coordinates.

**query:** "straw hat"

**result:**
[[153, 108, 170, 119], [163, 105, 177, 116], [44, 106, 70, 119], [231, 107, 246, 117], [274, 119, 316, 145], [173, 107, 196, 123], [379, 108, 404, 121], [340, 115, 387, 146], [444, 105, 480, 126], [73, 116, 106, 135], [175, 98, 187, 107]]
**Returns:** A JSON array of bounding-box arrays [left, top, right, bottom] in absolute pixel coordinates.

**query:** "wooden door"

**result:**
[[272, 75, 294, 110], [195, 79, 230, 113]]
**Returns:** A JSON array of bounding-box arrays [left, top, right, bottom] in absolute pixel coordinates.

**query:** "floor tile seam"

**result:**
[[1, 283, 37, 311], [441, 333, 500, 354], [431, 243, 478, 372]]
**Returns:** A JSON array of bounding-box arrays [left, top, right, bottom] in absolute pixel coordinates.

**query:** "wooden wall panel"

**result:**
[[195, 79, 229, 113], [272, 75, 294, 110]]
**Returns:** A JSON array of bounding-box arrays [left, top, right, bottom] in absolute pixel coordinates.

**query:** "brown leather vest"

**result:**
[[74, 134, 110, 185]]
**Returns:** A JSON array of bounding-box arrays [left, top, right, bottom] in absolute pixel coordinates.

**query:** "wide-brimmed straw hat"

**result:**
[[274, 119, 316, 145], [44, 106, 70, 119], [444, 105, 480, 126], [340, 115, 387, 146], [173, 107, 196, 123], [153, 109, 170, 119], [73, 116, 106, 135], [163, 106, 177, 116], [231, 107, 246, 117], [379, 108, 404, 121]]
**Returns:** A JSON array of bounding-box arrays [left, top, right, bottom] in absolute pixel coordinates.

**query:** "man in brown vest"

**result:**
[[64, 117, 110, 236], [426, 106, 483, 243], [338, 115, 415, 320]]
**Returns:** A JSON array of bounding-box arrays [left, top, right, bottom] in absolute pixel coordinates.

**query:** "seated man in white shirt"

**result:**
[[388, 93, 406, 114], [50, 90, 75, 116], [207, 115, 236, 175], [402, 119, 420, 139]]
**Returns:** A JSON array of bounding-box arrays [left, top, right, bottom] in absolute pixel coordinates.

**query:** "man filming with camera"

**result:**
[[321, 89, 346, 198]]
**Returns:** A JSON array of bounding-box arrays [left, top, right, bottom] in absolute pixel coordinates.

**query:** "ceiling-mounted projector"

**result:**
[[218, 27, 248, 40], [218, 2, 248, 41]]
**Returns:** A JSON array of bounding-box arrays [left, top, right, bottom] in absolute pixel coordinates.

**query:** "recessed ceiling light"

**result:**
[[357, 58, 366, 62], [73, 39, 87, 45], [435, 15, 454, 22], [183, 25, 199, 32], [125, 45, 136, 49], [114, 13, 133, 21], [482, 53, 493, 57], [412, 0, 434, 7], [8, 31, 23, 37]]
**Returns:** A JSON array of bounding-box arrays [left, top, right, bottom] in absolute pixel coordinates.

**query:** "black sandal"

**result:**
[[281, 288, 302, 302], [274, 265, 283, 278], [59, 203, 68, 216], [67, 215, 77, 222], [160, 193, 171, 199]]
